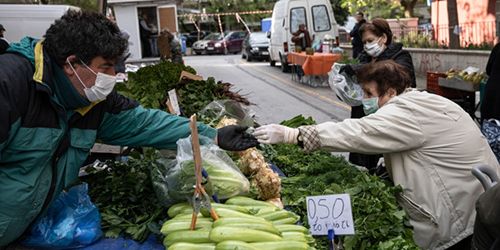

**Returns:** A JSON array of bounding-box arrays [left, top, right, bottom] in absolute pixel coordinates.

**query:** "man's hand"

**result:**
[[253, 124, 299, 145], [217, 125, 259, 151]]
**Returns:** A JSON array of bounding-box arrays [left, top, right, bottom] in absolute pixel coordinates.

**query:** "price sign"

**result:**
[[306, 194, 355, 235], [168, 89, 181, 115]]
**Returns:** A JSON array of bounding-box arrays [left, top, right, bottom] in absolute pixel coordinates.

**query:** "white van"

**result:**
[[0, 4, 78, 43], [268, 0, 339, 72]]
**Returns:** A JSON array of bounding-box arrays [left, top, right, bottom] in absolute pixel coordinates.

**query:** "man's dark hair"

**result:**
[[359, 18, 393, 45], [43, 10, 128, 66], [357, 12, 364, 17], [356, 60, 411, 96]]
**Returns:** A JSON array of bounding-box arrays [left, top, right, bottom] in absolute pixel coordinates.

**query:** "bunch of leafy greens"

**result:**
[[116, 61, 250, 117], [82, 150, 167, 242], [262, 117, 418, 250], [116, 61, 196, 109]]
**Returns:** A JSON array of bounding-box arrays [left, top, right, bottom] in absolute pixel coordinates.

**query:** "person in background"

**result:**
[[158, 29, 183, 64], [0, 24, 9, 54], [254, 60, 500, 250], [480, 42, 500, 122], [291, 24, 311, 51], [349, 12, 366, 59], [138, 12, 153, 57], [340, 18, 416, 173], [0, 10, 258, 246]]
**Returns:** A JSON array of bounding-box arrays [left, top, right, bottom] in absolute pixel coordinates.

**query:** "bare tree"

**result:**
[[447, 0, 460, 49]]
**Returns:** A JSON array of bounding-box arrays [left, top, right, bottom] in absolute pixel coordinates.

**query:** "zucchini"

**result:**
[[250, 241, 309, 250], [255, 207, 280, 215], [213, 217, 273, 228], [226, 196, 276, 207], [272, 216, 299, 225], [160, 220, 213, 235], [214, 208, 266, 221], [168, 242, 216, 250], [214, 222, 280, 235], [275, 224, 309, 233], [215, 240, 259, 250], [211, 203, 251, 214], [163, 230, 211, 247], [258, 210, 296, 221], [209, 226, 282, 243], [281, 232, 308, 242], [168, 203, 191, 218]]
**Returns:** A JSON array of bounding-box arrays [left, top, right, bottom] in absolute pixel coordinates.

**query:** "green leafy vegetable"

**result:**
[[82, 150, 167, 242], [262, 116, 418, 250]]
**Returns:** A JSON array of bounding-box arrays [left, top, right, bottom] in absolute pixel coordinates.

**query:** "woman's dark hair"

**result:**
[[43, 10, 128, 66], [356, 60, 411, 96], [359, 18, 393, 45]]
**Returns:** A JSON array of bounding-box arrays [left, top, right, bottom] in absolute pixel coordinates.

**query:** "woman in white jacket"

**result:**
[[254, 60, 500, 250]]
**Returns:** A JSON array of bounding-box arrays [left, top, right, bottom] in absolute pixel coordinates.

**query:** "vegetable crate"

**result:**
[[426, 72, 472, 99]]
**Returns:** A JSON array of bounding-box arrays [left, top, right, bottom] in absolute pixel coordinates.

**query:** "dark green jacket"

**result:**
[[0, 37, 216, 246]]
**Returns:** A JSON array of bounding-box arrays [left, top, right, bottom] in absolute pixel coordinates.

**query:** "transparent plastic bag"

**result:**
[[328, 63, 363, 106], [22, 183, 102, 249], [151, 136, 250, 207], [199, 100, 255, 127]]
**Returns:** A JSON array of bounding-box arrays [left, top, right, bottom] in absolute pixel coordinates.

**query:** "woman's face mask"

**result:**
[[364, 37, 384, 57], [67, 59, 117, 102], [362, 96, 380, 115]]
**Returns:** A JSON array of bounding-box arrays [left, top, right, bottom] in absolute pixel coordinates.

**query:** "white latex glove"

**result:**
[[253, 124, 299, 144]]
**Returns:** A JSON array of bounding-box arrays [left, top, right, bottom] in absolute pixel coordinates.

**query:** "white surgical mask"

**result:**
[[364, 38, 384, 57], [67, 59, 117, 102], [362, 96, 379, 115]]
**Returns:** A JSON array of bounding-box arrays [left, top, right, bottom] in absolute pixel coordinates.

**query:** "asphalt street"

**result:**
[[184, 54, 351, 125]]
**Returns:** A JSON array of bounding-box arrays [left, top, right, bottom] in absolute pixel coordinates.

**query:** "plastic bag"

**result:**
[[199, 100, 255, 127], [151, 136, 250, 207], [327, 63, 363, 106], [22, 183, 102, 249]]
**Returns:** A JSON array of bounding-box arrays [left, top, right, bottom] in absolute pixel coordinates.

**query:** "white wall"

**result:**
[[114, 5, 142, 60]]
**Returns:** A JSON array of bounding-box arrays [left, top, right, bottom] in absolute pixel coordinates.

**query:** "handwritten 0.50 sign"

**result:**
[[306, 194, 355, 235]]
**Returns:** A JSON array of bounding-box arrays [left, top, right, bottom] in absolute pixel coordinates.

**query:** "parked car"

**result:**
[[242, 32, 270, 61], [268, 0, 340, 72], [185, 31, 209, 47], [192, 33, 222, 55], [206, 31, 247, 55]]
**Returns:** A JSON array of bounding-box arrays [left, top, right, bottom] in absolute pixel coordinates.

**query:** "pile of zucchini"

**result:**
[[161, 196, 315, 250]]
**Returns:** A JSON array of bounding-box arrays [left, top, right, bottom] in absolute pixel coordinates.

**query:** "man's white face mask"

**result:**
[[67, 59, 117, 102]]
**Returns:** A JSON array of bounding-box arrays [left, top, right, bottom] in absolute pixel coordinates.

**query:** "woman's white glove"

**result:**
[[253, 124, 299, 144]]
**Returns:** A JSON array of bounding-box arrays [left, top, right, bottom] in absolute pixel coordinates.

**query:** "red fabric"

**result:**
[[287, 52, 342, 75]]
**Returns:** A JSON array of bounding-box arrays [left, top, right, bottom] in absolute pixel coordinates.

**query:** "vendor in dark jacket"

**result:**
[[341, 18, 416, 171], [0, 10, 258, 246], [480, 42, 500, 122]]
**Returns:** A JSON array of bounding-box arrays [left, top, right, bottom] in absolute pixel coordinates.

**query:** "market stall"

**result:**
[[426, 68, 487, 121], [19, 61, 419, 250], [287, 52, 342, 87]]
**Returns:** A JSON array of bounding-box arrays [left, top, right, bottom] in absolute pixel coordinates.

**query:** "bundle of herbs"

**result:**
[[117, 61, 250, 116], [82, 150, 167, 242], [261, 116, 418, 250]]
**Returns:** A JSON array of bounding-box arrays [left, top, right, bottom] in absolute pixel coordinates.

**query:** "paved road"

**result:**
[[185, 54, 351, 125]]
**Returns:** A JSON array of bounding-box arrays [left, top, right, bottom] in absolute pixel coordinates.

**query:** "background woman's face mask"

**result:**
[[364, 38, 384, 57], [67, 59, 117, 102]]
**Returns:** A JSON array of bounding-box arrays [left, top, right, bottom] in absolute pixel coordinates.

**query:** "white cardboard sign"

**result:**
[[167, 89, 181, 115], [306, 194, 355, 235]]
